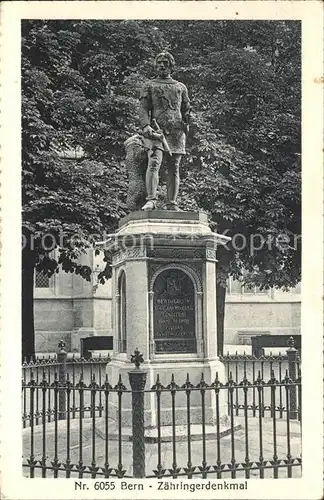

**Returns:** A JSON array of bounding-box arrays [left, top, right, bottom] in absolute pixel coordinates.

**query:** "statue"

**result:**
[[125, 51, 191, 212]]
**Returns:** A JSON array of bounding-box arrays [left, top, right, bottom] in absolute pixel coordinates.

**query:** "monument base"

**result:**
[[98, 210, 232, 430], [106, 358, 229, 428], [95, 421, 241, 443]]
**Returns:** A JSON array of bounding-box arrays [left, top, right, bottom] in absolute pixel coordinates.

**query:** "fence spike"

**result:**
[[255, 369, 264, 385], [268, 369, 278, 384], [166, 373, 179, 391], [115, 374, 126, 392], [244, 369, 251, 385], [282, 369, 292, 384], [182, 373, 194, 390], [152, 373, 164, 391]]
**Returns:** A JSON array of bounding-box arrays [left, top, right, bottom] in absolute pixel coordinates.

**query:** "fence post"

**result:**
[[58, 340, 67, 420], [128, 349, 147, 478], [286, 337, 297, 419]]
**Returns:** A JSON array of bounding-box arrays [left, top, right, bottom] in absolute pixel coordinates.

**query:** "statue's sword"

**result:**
[[150, 119, 172, 156]]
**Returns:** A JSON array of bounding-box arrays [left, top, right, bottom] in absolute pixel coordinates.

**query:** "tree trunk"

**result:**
[[216, 281, 226, 357], [22, 246, 36, 362]]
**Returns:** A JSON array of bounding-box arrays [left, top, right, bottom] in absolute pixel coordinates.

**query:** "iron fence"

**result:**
[[22, 342, 110, 428], [219, 339, 301, 419], [22, 345, 302, 480]]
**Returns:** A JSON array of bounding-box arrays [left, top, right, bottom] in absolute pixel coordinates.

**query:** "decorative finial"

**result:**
[[130, 348, 144, 369], [58, 340, 66, 351]]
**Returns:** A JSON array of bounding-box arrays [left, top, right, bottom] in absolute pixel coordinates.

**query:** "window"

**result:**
[[227, 276, 270, 296], [34, 268, 56, 297], [35, 270, 50, 288], [242, 283, 268, 295]]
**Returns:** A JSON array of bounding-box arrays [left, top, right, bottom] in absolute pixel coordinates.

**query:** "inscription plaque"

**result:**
[[153, 269, 196, 353]]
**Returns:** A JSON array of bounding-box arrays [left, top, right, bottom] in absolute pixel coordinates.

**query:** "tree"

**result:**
[[167, 21, 301, 353], [22, 20, 301, 359], [22, 20, 163, 360]]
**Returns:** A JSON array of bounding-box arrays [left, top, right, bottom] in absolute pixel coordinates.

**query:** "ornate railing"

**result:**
[[22, 347, 301, 480]]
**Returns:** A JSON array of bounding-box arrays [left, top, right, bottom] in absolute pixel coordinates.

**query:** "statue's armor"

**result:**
[[139, 77, 190, 154]]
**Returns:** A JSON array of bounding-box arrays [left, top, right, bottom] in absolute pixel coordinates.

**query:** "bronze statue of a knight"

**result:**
[[125, 51, 191, 211]]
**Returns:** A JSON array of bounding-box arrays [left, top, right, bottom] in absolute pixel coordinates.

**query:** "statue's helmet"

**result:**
[[154, 51, 175, 70]]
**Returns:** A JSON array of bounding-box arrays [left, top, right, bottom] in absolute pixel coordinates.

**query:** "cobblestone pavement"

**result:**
[[22, 416, 302, 479]]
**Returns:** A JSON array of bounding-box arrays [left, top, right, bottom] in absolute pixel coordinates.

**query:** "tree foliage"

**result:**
[[22, 20, 301, 358]]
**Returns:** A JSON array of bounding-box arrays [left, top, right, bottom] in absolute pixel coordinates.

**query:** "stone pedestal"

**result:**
[[98, 211, 230, 427]]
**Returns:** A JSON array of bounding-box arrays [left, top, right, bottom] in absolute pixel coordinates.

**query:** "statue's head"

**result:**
[[154, 51, 175, 78]]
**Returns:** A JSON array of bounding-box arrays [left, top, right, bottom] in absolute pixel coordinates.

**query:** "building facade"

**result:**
[[34, 251, 301, 353]]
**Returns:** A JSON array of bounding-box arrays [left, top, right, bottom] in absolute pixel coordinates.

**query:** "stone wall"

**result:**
[[34, 250, 112, 353], [224, 300, 301, 345]]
